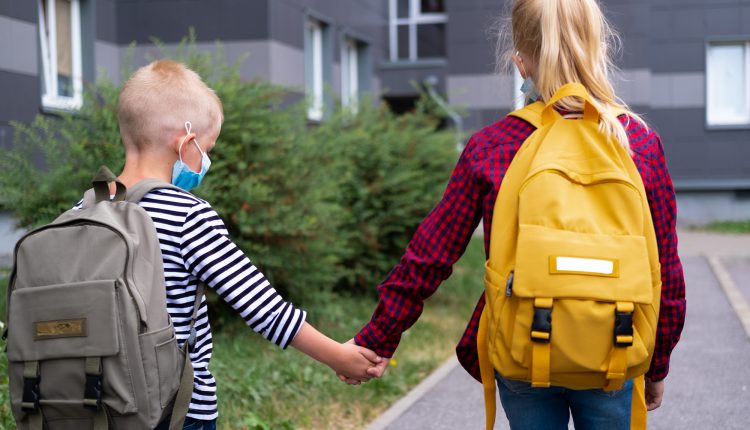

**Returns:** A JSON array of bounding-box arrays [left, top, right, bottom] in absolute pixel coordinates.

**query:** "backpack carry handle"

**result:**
[[92, 166, 127, 203], [541, 83, 600, 125]]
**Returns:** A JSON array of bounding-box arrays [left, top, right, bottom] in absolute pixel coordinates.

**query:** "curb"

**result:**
[[706, 255, 750, 339], [365, 356, 460, 430]]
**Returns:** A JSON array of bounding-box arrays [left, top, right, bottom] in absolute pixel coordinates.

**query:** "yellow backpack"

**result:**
[[477, 83, 661, 429]]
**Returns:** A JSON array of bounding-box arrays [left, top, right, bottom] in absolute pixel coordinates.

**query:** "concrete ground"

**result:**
[[366, 230, 750, 429]]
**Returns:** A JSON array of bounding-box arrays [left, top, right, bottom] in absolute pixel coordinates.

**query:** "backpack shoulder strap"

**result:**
[[508, 101, 631, 128], [507, 101, 544, 129]]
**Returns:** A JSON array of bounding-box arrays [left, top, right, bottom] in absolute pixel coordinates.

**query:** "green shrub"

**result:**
[[313, 101, 455, 293], [0, 34, 456, 301]]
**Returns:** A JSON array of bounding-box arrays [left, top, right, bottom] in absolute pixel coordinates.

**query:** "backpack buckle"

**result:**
[[531, 307, 552, 344], [21, 375, 41, 411], [614, 311, 634, 347], [83, 373, 103, 410], [83, 357, 103, 411]]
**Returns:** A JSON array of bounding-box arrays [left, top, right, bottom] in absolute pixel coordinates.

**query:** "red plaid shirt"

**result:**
[[355, 114, 686, 382]]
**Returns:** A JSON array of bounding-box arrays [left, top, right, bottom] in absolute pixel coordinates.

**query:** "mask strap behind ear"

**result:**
[[515, 51, 528, 79], [177, 121, 193, 162]]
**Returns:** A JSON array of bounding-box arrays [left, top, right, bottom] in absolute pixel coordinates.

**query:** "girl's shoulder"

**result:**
[[467, 114, 537, 152], [617, 114, 663, 158]]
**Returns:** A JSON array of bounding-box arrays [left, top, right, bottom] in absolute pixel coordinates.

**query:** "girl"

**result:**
[[353, 0, 686, 428]]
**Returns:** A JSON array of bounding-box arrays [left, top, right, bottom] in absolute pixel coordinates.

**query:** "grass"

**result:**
[[0, 238, 486, 429], [701, 220, 750, 234]]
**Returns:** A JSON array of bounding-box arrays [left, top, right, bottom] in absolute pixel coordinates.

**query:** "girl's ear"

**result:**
[[512, 53, 527, 79]]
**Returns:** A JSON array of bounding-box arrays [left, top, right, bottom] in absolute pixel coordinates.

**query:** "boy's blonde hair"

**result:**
[[118, 60, 223, 151], [496, 0, 646, 151]]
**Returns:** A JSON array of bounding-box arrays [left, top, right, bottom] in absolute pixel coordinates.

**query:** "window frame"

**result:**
[[341, 36, 360, 112], [389, 0, 447, 62], [38, 0, 84, 111], [306, 17, 325, 121], [705, 39, 750, 129]]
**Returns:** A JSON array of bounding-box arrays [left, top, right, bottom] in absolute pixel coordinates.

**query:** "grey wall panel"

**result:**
[[101, 40, 303, 88], [0, 70, 40, 123], [447, 74, 513, 110], [269, 40, 305, 87], [269, 0, 305, 50], [647, 108, 750, 184], [0, 0, 36, 23], [649, 2, 749, 73], [380, 65, 445, 96], [0, 16, 38, 77], [95, 41, 121, 83], [96, 0, 118, 43], [116, 0, 269, 44], [115, 40, 272, 83], [269, 0, 386, 58], [445, 0, 501, 76]]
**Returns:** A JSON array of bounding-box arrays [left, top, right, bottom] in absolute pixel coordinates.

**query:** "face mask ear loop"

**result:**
[[515, 51, 528, 79], [178, 121, 193, 163]]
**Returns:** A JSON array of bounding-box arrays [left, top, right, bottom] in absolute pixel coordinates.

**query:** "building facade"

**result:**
[[1, 0, 749, 239]]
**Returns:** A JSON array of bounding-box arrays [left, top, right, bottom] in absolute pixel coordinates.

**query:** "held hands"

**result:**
[[331, 341, 383, 385], [336, 339, 390, 385]]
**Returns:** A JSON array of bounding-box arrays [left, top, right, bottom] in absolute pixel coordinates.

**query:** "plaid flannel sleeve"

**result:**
[[354, 136, 486, 358], [644, 134, 687, 381]]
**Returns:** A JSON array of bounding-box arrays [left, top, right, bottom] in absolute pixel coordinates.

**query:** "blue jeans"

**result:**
[[154, 417, 217, 430], [496, 374, 633, 430]]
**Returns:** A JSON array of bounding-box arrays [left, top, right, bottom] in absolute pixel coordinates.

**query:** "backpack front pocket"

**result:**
[[7, 280, 137, 417]]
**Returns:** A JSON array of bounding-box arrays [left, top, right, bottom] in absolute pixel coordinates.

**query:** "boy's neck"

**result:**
[[118, 154, 174, 188]]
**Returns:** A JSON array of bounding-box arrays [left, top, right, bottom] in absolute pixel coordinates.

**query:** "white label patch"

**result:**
[[555, 256, 614, 275]]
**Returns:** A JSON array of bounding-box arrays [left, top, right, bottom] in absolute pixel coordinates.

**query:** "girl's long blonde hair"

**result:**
[[497, 0, 645, 151]]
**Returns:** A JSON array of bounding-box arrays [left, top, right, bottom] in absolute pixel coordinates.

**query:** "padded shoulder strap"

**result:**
[[508, 101, 630, 128], [507, 101, 544, 129], [125, 179, 189, 204]]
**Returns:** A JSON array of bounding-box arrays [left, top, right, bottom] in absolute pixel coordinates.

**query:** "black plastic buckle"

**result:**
[[614, 311, 634, 347], [83, 373, 103, 411], [531, 307, 552, 344], [21, 376, 41, 411]]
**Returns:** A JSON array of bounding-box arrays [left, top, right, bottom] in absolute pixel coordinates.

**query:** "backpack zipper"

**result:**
[[505, 271, 514, 297]]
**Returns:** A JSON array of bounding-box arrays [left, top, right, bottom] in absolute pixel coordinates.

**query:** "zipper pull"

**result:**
[[505, 271, 514, 297]]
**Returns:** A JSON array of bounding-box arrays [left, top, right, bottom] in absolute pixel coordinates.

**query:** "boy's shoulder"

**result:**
[[142, 187, 210, 208]]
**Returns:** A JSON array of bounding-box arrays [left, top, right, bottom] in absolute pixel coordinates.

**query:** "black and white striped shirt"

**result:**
[[79, 188, 307, 420]]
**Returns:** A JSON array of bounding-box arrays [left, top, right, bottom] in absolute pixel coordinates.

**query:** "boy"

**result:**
[[92, 60, 380, 429]]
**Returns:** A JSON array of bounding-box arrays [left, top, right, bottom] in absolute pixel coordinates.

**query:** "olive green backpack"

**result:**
[[6, 167, 201, 430]]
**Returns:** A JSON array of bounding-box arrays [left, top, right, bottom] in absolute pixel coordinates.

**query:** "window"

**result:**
[[389, 0, 447, 62], [306, 18, 325, 121], [706, 41, 750, 127], [38, 0, 83, 110], [341, 37, 362, 111]]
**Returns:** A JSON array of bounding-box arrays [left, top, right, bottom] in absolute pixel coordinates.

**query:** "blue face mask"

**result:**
[[521, 77, 540, 103], [172, 121, 211, 191]]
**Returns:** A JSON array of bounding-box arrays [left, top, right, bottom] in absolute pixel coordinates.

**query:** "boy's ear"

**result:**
[[174, 132, 198, 155]]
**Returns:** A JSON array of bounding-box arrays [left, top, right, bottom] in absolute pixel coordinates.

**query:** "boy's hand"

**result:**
[[332, 341, 382, 385], [336, 339, 389, 385]]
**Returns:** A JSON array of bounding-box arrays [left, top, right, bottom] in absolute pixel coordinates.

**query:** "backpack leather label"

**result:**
[[34, 318, 87, 340]]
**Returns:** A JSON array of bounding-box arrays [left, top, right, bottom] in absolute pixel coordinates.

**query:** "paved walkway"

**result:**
[[366, 230, 750, 429]]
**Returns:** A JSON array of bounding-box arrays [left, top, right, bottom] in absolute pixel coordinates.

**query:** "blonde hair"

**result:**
[[496, 0, 645, 151], [118, 60, 223, 151]]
